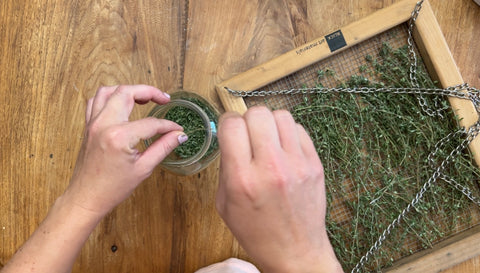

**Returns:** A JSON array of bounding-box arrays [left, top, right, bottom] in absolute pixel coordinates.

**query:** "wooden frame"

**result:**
[[215, 0, 480, 271]]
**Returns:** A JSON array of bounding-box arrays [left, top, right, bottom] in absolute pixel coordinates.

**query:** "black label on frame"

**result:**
[[325, 30, 347, 52]]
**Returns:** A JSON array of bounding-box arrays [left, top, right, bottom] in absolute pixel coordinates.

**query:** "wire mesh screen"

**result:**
[[245, 23, 480, 271]]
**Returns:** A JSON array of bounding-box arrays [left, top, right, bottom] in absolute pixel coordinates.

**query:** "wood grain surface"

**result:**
[[1, 0, 479, 272]]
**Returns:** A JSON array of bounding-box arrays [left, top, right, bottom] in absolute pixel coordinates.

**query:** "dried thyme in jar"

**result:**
[[144, 91, 219, 175]]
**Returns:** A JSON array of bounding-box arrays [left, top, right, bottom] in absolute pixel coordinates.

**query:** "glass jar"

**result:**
[[144, 91, 220, 175]]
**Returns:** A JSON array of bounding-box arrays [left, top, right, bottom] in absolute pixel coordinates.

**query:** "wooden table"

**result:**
[[1, 0, 479, 272]]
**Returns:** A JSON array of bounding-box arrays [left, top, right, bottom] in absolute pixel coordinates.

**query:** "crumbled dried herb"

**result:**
[[291, 43, 480, 271], [164, 97, 218, 159]]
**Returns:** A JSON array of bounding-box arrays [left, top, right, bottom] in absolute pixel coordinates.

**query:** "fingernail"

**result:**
[[178, 134, 188, 144], [163, 92, 170, 99]]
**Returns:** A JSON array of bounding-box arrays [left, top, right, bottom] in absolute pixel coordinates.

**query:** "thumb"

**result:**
[[138, 131, 188, 170]]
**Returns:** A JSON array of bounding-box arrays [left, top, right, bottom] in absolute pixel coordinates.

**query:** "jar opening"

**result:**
[[145, 99, 213, 166]]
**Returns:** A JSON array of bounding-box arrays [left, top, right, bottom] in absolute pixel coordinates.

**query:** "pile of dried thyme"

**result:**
[[291, 43, 480, 271]]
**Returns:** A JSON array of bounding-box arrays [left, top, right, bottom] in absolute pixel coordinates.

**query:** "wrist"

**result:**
[[260, 233, 344, 273], [56, 189, 107, 223], [62, 175, 116, 218]]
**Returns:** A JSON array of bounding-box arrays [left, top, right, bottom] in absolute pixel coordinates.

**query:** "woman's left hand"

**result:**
[[65, 85, 185, 216]]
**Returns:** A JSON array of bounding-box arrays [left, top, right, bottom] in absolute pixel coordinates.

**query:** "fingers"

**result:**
[[218, 111, 253, 167], [273, 110, 302, 155], [194, 258, 260, 273], [244, 107, 281, 159], [222, 107, 311, 160], [131, 118, 185, 171], [296, 124, 321, 164], [86, 98, 94, 123], [138, 131, 186, 171], [123, 117, 183, 149], [103, 85, 171, 121], [217, 111, 252, 211], [91, 86, 118, 120], [88, 85, 171, 123]]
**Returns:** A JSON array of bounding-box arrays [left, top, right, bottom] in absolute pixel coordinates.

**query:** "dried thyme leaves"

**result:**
[[291, 43, 480, 271], [164, 97, 219, 159], [165, 106, 205, 158]]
